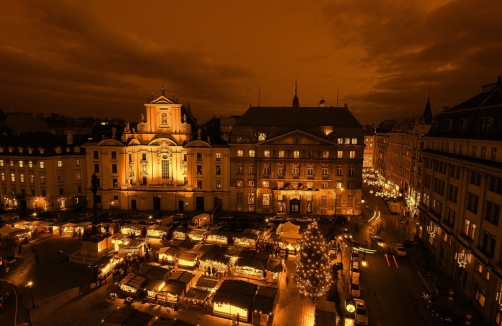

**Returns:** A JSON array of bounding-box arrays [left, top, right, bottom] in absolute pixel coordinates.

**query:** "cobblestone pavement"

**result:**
[[1, 235, 323, 326]]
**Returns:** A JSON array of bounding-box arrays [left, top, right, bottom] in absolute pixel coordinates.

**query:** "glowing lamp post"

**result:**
[[26, 281, 35, 309]]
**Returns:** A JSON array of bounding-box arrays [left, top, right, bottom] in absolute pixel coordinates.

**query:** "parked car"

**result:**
[[269, 215, 285, 222], [350, 279, 361, 298], [351, 261, 360, 279], [210, 222, 227, 230], [354, 299, 369, 325], [219, 214, 234, 220], [371, 235, 386, 247], [174, 213, 187, 220], [295, 216, 312, 223], [395, 243, 407, 256]]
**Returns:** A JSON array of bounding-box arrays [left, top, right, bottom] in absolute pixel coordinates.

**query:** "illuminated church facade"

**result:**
[[82, 92, 230, 213]]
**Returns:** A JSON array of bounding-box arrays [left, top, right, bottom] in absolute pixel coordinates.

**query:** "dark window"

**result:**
[[94, 164, 100, 173], [111, 151, 117, 160], [93, 151, 99, 159], [112, 164, 117, 174]]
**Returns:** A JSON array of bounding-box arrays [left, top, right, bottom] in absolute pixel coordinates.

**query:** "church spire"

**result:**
[[292, 78, 300, 107], [422, 91, 433, 124]]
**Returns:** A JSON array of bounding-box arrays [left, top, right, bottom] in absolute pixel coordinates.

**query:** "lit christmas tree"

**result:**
[[295, 220, 333, 304]]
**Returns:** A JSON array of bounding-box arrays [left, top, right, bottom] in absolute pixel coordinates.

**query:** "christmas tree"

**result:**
[[295, 220, 333, 304]]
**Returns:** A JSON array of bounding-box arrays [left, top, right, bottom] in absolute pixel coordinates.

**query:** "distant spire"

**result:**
[[292, 77, 300, 107], [422, 95, 433, 124], [161, 85, 165, 96]]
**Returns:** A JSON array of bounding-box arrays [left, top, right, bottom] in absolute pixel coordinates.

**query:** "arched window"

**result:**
[[162, 113, 167, 124]]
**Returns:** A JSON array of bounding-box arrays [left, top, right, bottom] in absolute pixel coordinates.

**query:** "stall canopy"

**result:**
[[213, 280, 257, 310], [253, 286, 277, 315], [185, 287, 211, 303], [195, 276, 219, 290], [200, 252, 230, 265], [276, 221, 300, 234], [141, 264, 170, 280], [120, 274, 147, 290]]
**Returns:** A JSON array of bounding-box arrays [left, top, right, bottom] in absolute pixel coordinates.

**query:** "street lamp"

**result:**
[[26, 281, 35, 309]]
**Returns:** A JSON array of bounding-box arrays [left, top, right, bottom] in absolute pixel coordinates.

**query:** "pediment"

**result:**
[[148, 137, 179, 146], [150, 96, 175, 105], [258, 130, 335, 146]]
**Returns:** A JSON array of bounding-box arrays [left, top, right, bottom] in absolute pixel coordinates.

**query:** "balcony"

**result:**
[[322, 175, 329, 180], [306, 175, 314, 179], [473, 246, 493, 266]]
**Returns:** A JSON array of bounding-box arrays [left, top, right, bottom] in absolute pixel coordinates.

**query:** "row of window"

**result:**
[[0, 159, 81, 168], [2, 186, 82, 198], [235, 149, 358, 159], [1, 171, 82, 184], [428, 141, 497, 161]]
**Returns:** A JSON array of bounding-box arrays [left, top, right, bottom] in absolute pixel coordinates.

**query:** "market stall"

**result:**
[[278, 229, 302, 252], [168, 271, 196, 293], [147, 225, 170, 239], [158, 247, 178, 266], [204, 230, 229, 245], [184, 287, 211, 305], [120, 223, 145, 237], [62, 222, 76, 236], [233, 231, 259, 248], [252, 287, 278, 326], [74, 221, 92, 237], [265, 258, 283, 284], [233, 250, 270, 281], [119, 273, 147, 297], [8, 228, 32, 243], [93, 255, 124, 279], [158, 281, 185, 307], [199, 252, 230, 275], [177, 252, 198, 269], [172, 226, 190, 241], [140, 264, 170, 281], [145, 279, 166, 304], [187, 229, 206, 242], [195, 276, 219, 292], [212, 280, 257, 323]]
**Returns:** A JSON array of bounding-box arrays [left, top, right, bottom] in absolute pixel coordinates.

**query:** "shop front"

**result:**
[[119, 273, 147, 297]]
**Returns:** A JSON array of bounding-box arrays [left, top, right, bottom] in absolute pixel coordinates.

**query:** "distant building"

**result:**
[[82, 90, 230, 214], [228, 94, 365, 216]]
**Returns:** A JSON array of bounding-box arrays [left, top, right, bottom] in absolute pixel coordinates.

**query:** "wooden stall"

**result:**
[[252, 287, 278, 326], [145, 279, 166, 304], [212, 280, 257, 323], [119, 274, 147, 297]]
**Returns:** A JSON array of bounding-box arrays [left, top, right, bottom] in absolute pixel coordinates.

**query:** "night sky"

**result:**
[[1, 0, 501, 126]]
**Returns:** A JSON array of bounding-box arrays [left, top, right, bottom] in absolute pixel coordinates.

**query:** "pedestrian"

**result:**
[[18, 244, 22, 254]]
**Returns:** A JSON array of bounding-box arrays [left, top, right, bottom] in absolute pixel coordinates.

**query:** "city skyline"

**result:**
[[1, 0, 501, 126]]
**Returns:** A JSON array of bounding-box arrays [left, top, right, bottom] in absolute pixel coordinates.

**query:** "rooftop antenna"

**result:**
[[258, 86, 260, 107], [337, 86, 339, 107]]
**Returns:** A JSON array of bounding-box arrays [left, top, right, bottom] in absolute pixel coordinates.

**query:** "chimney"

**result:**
[[66, 131, 73, 145]]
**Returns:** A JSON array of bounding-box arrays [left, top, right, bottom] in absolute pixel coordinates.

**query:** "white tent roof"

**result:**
[[280, 230, 303, 240], [277, 221, 300, 233]]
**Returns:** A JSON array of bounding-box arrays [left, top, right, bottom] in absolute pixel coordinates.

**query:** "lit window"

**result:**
[[278, 150, 285, 158], [19, 161, 24, 168], [264, 150, 270, 157], [0, 172, 4, 181], [0, 160, 3, 167], [76, 172, 81, 181], [40, 161, 45, 169], [237, 150, 244, 157], [216, 179, 221, 189], [248, 193, 255, 204], [58, 160, 62, 167], [293, 151, 300, 158], [345, 138, 350, 144], [237, 180, 243, 187], [20, 174, 24, 183], [352, 138, 358, 144], [216, 152, 221, 161], [349, 151, 356, 159], [323, 151, 329, 158], [40, 175, 46, 184], [248, 180, 254, 187], [10, 173, 15, 182], [337, 151, 343, 159], [249, 150, 255, 157], [29, 174, 34, 183], [262, 181, 269, 187], [337, 138, 343, 144], [28, 161, 33, 168], [76, 159, 80, 166], [9, 160, 14, 167], [263, 193, 270, 206]]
